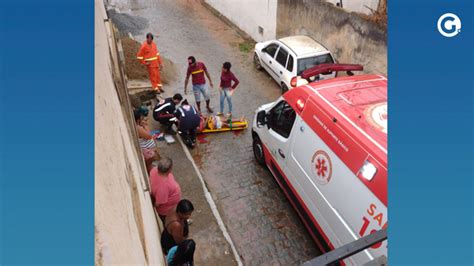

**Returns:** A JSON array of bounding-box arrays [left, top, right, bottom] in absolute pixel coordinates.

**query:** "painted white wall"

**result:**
[[205, 0, 277, 42], [326, 0, 380, 15], [95, 0, 165, 264]]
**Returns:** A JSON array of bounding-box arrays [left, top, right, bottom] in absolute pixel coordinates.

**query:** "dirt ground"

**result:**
[[122, 37, 177, 85]]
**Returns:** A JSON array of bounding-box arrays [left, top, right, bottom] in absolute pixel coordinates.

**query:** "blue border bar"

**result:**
[[0, 1, 94, 264], [389, 1, 473, 265]]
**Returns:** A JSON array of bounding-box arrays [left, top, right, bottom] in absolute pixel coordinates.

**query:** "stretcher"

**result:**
[[197, 116, 249, 134]]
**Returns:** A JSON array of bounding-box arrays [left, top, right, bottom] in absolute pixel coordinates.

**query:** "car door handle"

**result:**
[[278, 149, 286, 159]]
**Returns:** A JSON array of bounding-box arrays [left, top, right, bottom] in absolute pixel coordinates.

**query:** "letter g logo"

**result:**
[[437, 13, 461, 37]]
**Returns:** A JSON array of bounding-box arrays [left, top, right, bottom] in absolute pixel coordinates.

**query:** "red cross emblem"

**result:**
[[316, 158, 328, 177], [311, 150, 332, 185]]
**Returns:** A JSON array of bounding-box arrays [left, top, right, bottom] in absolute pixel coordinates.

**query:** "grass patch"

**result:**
[[239, 40, 254, 53]]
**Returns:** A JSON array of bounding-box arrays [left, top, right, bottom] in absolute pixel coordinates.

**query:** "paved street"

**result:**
[[109, 0, 320, 264]]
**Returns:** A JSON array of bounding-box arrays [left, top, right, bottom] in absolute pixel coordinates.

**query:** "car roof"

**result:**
[[278, 35, 329, 57]]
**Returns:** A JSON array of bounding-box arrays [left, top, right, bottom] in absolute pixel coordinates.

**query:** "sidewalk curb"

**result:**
[[176, 136, 243, 266]]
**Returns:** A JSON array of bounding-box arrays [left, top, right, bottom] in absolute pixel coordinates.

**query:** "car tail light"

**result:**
[[290, 77, 297, 87], [296, 98, 305, 111]]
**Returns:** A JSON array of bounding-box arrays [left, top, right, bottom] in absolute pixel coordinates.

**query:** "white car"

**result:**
[[254, 35, 336, 93]]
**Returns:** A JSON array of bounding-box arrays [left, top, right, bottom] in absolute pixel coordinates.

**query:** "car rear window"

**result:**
[[297, 53, 334, 75], [287, 55, 294, 72]]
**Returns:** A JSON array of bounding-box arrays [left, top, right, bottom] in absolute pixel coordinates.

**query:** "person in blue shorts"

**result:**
[[184, 56, 214, 113]]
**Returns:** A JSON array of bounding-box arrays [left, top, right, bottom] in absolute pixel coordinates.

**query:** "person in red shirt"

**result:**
[[150, 157, 182, 221], [137, 33, 164, 94], [184, 56, 214, 113], [218, 61, 239, 117]]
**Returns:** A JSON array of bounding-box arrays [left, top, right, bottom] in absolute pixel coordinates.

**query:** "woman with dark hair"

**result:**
[[166, 239, 196, 266], [134, 109, 158, 173], [134, 109, 156, 150], [218, 61, 239, 117], [161, 199, 194, 254]]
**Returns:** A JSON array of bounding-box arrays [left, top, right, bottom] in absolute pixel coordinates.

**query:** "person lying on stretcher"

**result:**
[[199, 115, 246, 131]]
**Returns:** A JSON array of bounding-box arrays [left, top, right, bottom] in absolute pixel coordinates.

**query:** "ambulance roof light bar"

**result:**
[[300, 63, 364, 80]]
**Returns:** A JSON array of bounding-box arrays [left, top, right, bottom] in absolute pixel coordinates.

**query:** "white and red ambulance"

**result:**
[[252, 64, 387, 265]]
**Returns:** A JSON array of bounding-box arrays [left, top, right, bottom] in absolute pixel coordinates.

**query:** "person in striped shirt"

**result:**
[[134, 110, 158, 172]]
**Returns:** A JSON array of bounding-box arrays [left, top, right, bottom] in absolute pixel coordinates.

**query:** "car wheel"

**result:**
[[281, 83, 289, 95], [254, 53, 262, 70], [253, 135, 266, 166]]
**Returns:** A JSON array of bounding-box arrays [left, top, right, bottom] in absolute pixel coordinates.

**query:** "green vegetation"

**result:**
[[238, 40, 254, 53]]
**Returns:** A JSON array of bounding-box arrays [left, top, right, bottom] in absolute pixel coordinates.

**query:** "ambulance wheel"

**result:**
[[281, 83, 289, 95], [254, 53, 262, 70], [253, 136, 265, 166]]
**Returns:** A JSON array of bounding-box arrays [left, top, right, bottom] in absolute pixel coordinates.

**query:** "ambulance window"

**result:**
[[269, 101, 296, 138]]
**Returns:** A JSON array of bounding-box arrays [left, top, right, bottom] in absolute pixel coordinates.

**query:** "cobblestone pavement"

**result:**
[[109, 0, 320, 264]]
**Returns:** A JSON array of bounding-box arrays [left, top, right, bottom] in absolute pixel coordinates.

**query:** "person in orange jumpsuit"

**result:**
[[137, 33, 164, 94]]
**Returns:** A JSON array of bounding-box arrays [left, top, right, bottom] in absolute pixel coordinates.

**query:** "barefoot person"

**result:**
[[184, 56, 214, 113], [137, 33, 164, 94], [161, 199, 194, 254], [218, 62, 239, 117]]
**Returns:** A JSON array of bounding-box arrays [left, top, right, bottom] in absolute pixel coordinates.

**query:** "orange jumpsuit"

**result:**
[[137, 41, 162, 90]]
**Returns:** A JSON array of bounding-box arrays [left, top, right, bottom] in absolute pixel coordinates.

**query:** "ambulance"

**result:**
[[252, 64, 387, 265]]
